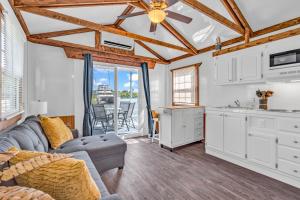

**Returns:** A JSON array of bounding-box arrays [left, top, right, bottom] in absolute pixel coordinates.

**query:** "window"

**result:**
[[172, 65, 199, 106], [0, 7, 23, 119]]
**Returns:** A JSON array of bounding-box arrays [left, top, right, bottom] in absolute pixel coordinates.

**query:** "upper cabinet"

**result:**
[[214, 48, 264, 85]]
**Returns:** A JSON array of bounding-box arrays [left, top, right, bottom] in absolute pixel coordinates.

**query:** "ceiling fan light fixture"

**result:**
[[148, 9, 167, 24]]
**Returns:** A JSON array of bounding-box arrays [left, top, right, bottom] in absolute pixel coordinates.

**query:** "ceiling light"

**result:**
[[148, 9, 167, 24]]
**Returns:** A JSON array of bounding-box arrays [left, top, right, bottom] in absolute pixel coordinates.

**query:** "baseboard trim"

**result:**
[[206, 147, 300, 188]]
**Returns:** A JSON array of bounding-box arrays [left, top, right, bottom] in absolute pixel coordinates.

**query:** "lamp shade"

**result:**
[[31, 101, 48, 115]]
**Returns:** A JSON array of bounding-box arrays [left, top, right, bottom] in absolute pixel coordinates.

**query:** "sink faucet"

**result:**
[[234, 100, 241, 107]]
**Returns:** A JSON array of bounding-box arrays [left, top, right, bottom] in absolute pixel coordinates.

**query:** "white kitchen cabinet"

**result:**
[[239, 49, 263, 82], [206, 111, 246, 156], [160, 107, 204, 150], [247, 131, 277, 168], [206, 112, 224, 151], [215, 55, 238, 85], [214, 48, 264, 85], [206, 107, 300, 188], [223, 113, 247, 159]]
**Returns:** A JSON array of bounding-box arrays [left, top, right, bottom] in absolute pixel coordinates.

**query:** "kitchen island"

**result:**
[[158, 106, 205, 151]]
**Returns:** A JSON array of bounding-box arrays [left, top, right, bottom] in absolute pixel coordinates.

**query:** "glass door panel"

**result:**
[[117, 68, 139, 135], [92, 67, 115, 134]]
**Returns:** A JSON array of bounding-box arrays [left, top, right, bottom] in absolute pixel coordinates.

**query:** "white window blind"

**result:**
[[173, 66, 196, 105], [0, 9, 23, 120]]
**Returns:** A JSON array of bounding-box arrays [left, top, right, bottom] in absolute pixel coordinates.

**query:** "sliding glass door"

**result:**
[[92, 65, 139, 136]]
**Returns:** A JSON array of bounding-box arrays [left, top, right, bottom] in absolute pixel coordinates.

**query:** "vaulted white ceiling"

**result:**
[[20, 0, 300, 61]]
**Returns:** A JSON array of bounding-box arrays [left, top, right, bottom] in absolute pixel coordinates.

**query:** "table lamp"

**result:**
[[31, 101, 48, 115]]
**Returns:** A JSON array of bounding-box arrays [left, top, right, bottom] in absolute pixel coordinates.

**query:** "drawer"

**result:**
[[249, 116, 275, 130], [279, 118, 300, 133], [278, 159, 300, 178], [278, 146, 300, 164], [278, 133, 300, 149]]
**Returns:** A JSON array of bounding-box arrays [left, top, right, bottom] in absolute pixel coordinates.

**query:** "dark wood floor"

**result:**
[[101, 138, 300, 200]]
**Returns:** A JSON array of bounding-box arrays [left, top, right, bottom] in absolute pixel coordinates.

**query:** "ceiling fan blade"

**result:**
[[166, 0, 180, 7], [118, 11, 147, 19], [150, 23, 157, 32], [165, 10, 193, 24]]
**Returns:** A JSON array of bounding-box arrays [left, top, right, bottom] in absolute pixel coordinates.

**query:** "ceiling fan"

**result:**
[[117, 0, 193, 32]]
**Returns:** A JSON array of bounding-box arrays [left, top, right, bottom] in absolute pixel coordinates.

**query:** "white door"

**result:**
[[239, 49, 262, 82], [172, 110, 185, 147], [224, 113, 246, 158], [215, 56, 230, 85], [247, 131, 277, 168], [206, 112, 224, 151]]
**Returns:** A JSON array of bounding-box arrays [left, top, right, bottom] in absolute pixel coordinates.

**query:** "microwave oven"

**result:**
[[270, 48, 300, 69]]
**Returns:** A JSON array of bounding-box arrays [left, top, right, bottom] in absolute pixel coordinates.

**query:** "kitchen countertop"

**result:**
[[206, 107, 300, 118], [160, 105, 205, 110]]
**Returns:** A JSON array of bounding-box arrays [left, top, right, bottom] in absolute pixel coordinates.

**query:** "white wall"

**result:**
[[26, 43, 75, 116], [169, 34, 300, 110]]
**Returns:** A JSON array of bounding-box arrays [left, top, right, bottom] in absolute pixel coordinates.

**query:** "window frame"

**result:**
[[0, 4, 24, 120], [171, 63, 201, 107]]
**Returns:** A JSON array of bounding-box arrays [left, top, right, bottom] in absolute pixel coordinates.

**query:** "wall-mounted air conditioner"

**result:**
[[101, 32, 134, 51]]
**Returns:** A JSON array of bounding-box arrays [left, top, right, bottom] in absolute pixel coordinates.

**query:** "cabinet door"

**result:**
[[182, 109, 195, 143], [247, 131, 277, 169], [224, 114, 246, 158], [239, 50, 262, 82], [215, 56, 230, 85], [206, 112, 224, 151], [172, 110, 185, 147]]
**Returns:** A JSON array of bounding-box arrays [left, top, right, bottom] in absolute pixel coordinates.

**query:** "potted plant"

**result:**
[[256, 90, 274, 110]]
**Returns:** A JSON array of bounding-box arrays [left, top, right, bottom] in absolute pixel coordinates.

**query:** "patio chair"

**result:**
[[118, 102, 136, 131], [92, 104, 113, 134]]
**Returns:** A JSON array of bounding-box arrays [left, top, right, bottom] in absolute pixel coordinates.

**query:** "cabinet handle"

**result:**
[[294, 141, 299, 144], [294, 155, 299, 159], [293, 170, 298, 173], [294, 125, 299, 129]]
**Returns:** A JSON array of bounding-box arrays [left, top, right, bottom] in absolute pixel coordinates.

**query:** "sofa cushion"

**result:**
[[9, 148, 101, 200], [56, 134, 127, 157], [71, 151, 110, 198], [54, 134, 127, 173], [39, 116, 73, 149], [23, 116, 49, 152], [0, 127, 46, 152]]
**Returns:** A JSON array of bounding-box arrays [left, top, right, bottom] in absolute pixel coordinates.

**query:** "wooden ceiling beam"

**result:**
[[8, 0, 30, 35], [64, 47, 156, 69], [182, 0, 244, 35], [95, 31, 101, 49], [139, 1, 198, 55], [219, 0, 242, 27], [226, 0, 253, 35], [30, 28, 93, 38], [213, 27, 300, 56], [114, 5, 135, 27], [27, 36, 169, 64], [134, 40, 168, 63], [13, 0, 138, 8], [169, 17, 300, 62], [20, 7, 193, 54]]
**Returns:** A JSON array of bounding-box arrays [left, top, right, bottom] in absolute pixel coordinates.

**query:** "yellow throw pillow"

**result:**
[[39, 116, 73, 149], [8, 147, 101, 200]]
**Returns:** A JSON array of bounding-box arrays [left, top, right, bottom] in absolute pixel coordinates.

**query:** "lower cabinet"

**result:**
[[247, 131, 277, 169], [206, 112, 224, 151], [224, 113, 246, 159], [206, 112, 247, 157], [160, 107, 204, 149], [206, 110, 300, 188]]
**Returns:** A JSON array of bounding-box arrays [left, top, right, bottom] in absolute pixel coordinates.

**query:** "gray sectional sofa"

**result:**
[[0, 116, 127, 200]]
